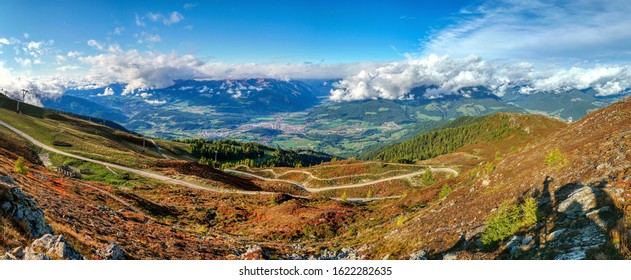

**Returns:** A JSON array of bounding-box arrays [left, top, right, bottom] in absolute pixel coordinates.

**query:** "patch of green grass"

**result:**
[[153, 139, 195, 160], [0, 108, 166, 168], [47, 153, 145, 188]]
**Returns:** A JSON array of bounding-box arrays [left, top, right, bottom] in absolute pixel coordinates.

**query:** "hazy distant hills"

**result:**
[[308, 87, 525, 125], [501, 87, 625, 120], [42, 95, 129, 124]]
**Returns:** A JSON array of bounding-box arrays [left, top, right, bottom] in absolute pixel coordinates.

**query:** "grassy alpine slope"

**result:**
[[0, 93, 629, 260]]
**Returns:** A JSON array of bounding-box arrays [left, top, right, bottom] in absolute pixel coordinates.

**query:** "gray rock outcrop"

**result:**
[[0, 178, 53, 238], [1, 177, 83, 260], [8, 234, 84, 260], [96, 242, 126, 260], [557, 186, 599, 218], [409, 249, 427, 260]]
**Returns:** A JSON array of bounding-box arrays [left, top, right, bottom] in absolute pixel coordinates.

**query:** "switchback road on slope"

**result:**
[[225, 166, 458, 193]]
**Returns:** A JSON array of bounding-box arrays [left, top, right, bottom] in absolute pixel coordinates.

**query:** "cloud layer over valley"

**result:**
[[330, 55, 631, 101], [2, 43, 631, 104]]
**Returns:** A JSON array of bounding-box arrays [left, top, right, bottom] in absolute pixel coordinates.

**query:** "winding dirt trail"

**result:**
[[236, 165, 410, 183], [0, 120, 272, 196], [226, 165, 458, 193], [1, 119, 458, 202]]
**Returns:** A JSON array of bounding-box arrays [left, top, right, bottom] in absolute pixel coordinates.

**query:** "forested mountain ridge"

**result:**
[[360, 113, 567, 163]]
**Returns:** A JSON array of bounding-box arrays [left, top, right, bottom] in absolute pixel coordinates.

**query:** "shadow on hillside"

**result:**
[[154, 161, 263, 191], [505, 176, 625, 259], [113, 191, 181, 218], [427, 176, 627, 260]]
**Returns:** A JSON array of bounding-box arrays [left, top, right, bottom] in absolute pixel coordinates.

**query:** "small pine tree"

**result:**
[[341, 192, 348, 202], [14, 157, 29, 175], [421, 169, 434, 186], [519, 197, 538, 227]]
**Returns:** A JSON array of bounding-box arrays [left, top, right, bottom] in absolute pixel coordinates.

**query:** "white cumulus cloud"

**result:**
[[136, 32, 161, 44], [14, 57, 32, 68], [55, 55, 66, 64], [78, 48, 206, 95], [147, 11, 184, 26], [144, 99, 166, 105], [74, 45, 379, 95], [113, 27, 125, 35], [57, 65, 80, 72], [0, 62, 67, 105], [97, 87, 115, 96], [164, 11, 184, 25], [135, 13, 146, 27], [330, 54, 631, 101], [87, 39, 104, 51], [67, 51, 83, 58]]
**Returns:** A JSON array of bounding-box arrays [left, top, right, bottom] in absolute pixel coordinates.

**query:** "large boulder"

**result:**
[[0, 178, 53, 238], [30, 234, 83, 260], [0, 177, 83, 260], [557, 186, 599, 218], [96, 242, 126, 260], [7, 234, 84, 260]]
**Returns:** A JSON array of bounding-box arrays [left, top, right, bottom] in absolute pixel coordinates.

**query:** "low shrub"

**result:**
[[13, 157, 28, 174], [438, 185, 452, 200], [545, 148, 569, 170], [481, 197, 538, 246]]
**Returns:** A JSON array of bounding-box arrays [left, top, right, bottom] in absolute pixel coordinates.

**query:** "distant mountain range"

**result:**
[[40, 79, 628, 156], [47, 79, 329, 119]]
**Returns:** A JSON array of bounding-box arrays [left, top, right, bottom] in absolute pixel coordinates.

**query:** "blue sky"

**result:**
[[1, 0, 631, 101], [0, 0, 471, 65]]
